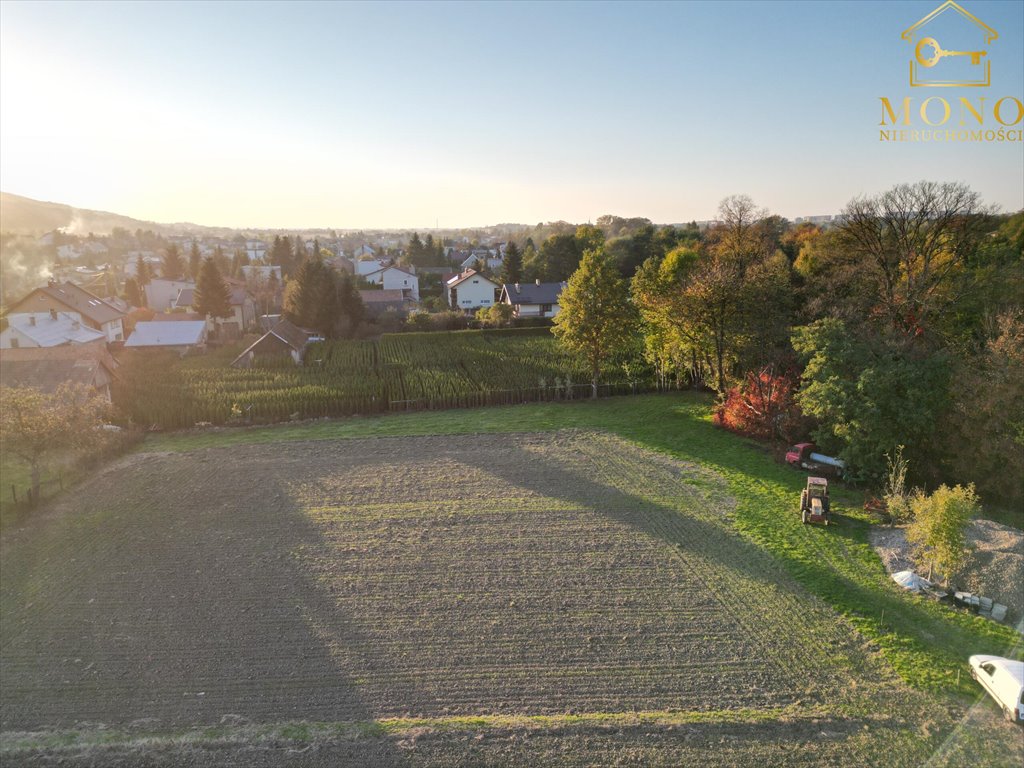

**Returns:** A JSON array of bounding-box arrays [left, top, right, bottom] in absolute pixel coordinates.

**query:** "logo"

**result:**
[[902, 1, 997, 87], [877, 1, 1022, 142]]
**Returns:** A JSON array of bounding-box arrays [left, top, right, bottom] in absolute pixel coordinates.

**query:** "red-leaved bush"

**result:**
[[714, 366, 802, 442]]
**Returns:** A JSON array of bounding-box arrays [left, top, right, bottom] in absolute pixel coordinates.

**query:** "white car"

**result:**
[[969, 655, 1024, 724]]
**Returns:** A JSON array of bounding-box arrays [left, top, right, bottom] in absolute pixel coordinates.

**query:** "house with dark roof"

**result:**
[[445, 270, 500, 313], [231, 319, 317, 368], [499, 280, 566, 318], [0, 357, 116, 402], [7, 281, 126, 342], [358, 289, 415, 317]]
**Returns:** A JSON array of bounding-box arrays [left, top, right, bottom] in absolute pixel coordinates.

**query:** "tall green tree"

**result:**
[[193, 257, 233, 319], [134, 256, 151, 287], [284, 258, 364, 337], [124, 276, 143, 308], [792, 317, 951, 484], [188, 240, 202, 280], [501, 241, 523, 284], [162, 243, 185, 279], [270, 235, 296, 277], [552, 247, 637, 398]]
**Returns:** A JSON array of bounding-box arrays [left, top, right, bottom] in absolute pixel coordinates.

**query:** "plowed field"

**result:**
[[0, 430, 1005, 765]]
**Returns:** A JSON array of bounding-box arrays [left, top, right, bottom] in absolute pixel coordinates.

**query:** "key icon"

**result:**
[[915, 37, 987, 68]]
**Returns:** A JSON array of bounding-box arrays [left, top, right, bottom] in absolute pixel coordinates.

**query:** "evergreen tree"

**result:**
[[501, 241, 523, 284], [552, 247, 638, 398], [189, 241, 202, 280], [271, 235, 296, 277], [135, 255, 151, 287], [407, 232, 425, 267], [231, 248, 250, 278], [283, 258, 324, 331], [193, 257, 233, 319], [124, 277, 143, 308], [162, 243, 185, 280]]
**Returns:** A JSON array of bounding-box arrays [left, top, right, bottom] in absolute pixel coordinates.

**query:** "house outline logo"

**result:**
[[901, 1, 997, 87]]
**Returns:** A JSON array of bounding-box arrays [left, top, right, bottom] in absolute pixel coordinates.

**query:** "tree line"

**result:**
[[553, 181, 1023, 504]]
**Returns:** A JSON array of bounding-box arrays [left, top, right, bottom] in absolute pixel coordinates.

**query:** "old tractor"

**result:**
[[800, 476, 831, 526]]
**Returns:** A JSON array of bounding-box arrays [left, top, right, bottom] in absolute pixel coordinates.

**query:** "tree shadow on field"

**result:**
[[0, 445, 411, 766], [458, 434, 794, 594]]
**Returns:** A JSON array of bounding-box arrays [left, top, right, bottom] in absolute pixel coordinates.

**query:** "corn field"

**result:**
[[113, 328, 650, 429]]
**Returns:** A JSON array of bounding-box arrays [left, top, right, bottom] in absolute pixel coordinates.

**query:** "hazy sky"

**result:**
[[1, 0, 1021, 229]]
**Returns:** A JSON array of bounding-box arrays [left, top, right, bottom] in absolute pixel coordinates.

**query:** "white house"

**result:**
[[364, 265, 419, 301], [459, 253, 504, 273], [499, 281, 566, 318], [145, 278, 196, 312], [445, 270, 501, 312], [0, 311, 106, 349]]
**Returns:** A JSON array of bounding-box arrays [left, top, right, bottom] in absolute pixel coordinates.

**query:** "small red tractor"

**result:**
[[800, 476, 831, 525]]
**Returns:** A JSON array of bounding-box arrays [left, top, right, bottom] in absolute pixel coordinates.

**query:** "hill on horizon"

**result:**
[[0, 192, 230, 238]]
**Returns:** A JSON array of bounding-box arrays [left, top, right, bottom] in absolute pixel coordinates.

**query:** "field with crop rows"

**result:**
[[112, 328, 640, 429], [3, 427, 993, 766]]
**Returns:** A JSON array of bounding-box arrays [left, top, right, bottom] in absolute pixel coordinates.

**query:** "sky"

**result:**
[[1, 0, 1022, 229]]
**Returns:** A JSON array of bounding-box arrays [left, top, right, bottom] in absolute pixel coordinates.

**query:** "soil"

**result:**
[[869, 520, 1024, 623], [2, 431, 1019, 765]]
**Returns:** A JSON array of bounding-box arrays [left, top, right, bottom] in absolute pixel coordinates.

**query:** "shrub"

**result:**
[[906, 484, 979, 583], [714, 366, 801, 442]]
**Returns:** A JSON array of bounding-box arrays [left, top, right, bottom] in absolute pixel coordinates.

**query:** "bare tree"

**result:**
[[839, 181, 993, 341]]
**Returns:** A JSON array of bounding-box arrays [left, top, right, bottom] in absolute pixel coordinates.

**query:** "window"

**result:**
[[10, 337, 19, 348], [541, 304, 552, 313]]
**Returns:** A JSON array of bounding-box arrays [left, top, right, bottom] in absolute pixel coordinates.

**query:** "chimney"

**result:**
[[29, 315, 36, 326], [535, 278, 541, 286], [49, 309, 57, 320], [514, 283, 520, 294]]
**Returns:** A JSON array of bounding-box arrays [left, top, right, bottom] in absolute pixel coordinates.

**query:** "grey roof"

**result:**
[[0, 358, 111, 394], [359, 289, 409, 303], [16, 282, 125, 325], [446, 269, 500, 288], [500, 282, 565, 305], [5, 313, 107, 346], [266, 319, 312, 350], [175, 287, 195, 307], [125, 321, 207, 347], [230, 319, 312, 366]]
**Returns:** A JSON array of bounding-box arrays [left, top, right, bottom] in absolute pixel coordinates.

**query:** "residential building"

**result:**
[[364, 265, 419, 301], [124, 320, 208, 354], [444, 270, 500, 312], [499, 280, 566, 318], [0, 311, 106, 349], [6, 281, 126, 342], [358, 289, 415, 317], [145, 278, 196, 312], [231, 319, 316, 368], [0, 357, 116, 402]]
